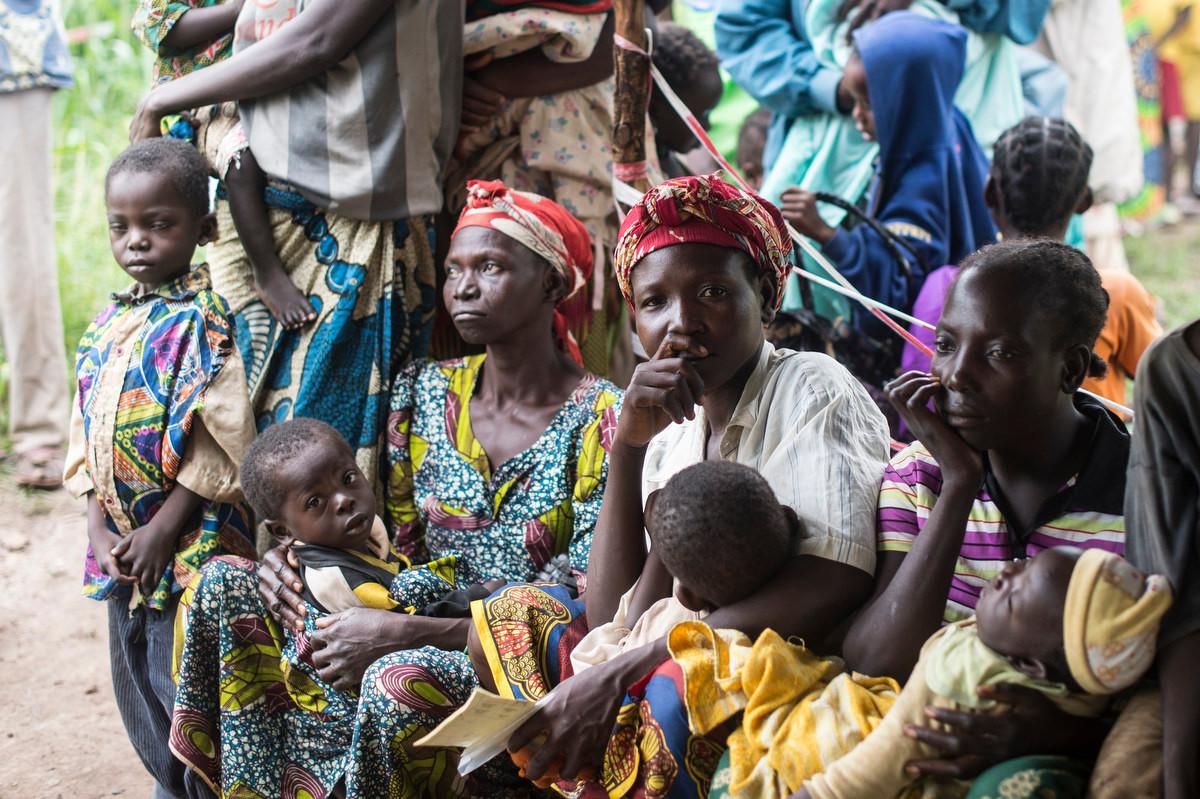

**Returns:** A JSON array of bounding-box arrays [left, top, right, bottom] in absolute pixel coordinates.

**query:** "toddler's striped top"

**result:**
[[877, 397, 1129, 623]]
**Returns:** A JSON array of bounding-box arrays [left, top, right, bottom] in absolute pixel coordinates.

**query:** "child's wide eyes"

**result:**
[[305, 496, 321, 511], [343, 470, 356, 485], [934, 337, 955, 354]]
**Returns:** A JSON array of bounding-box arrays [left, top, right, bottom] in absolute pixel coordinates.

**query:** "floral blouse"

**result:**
[[385, 354, 621, 585]]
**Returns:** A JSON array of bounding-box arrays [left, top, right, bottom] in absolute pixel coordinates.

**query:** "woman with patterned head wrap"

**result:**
[[470, 174, 891, 796], [172, 182, 623, 797]]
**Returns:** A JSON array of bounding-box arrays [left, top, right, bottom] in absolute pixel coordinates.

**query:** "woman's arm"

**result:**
[[311, 609, 470, 692], [585, 441, 652, 628], [585, 337, 704, 628], [842, 373, 982, 679], [131, 0, 397, 139], [1160, 631, 1200, 799], [472, 12, 615, 99], [161, 2, 243, 50]]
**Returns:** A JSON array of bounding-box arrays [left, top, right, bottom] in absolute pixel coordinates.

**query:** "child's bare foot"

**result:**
[[253, 263, 317, 330]]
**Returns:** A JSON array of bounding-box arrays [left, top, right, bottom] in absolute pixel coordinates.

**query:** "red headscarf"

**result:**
[[453, 180, 594, 364], [613, 173, 792, 310]]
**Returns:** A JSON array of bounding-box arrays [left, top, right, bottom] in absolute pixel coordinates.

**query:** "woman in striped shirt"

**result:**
[[842, 239, 1130, 779]]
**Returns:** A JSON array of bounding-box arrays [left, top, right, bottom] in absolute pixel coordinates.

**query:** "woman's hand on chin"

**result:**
[[618, 335, 706, 449], [506, 663, 627, 784], [886, 371, 983, 489]]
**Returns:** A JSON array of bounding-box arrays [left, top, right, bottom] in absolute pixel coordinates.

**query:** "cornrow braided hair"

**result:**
[[992, 116, 1093, 236], [958, 239, 1110, 378], [652, 21, 719, 87]]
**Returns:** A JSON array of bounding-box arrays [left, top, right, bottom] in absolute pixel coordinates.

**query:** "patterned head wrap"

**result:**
[[1064, 549, 1173, 695], [453, 180, 594, 364], [613, 173, 792, 310]]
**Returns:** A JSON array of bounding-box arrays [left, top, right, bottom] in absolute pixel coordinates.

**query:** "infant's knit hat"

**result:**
[[1064, 549, 1173, 695]]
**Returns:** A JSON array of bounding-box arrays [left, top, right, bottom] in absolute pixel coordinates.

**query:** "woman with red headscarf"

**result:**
[[172, 182, 622, 797], [470, 174, 891, 797]]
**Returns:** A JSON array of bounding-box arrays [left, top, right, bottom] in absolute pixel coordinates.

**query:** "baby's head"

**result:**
[[646, 461, 799, 612], [976, 548, 1172, 694], [649, 21, 722, 155], [241, 418, 377, 552], [105, 138, 215, 291]]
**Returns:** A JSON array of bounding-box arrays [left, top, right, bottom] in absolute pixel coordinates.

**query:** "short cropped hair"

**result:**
[[106, 138, 211, 218], [240, 418, 353, 520], [647, 461, 797, 608], [652, 21, 719, 87]]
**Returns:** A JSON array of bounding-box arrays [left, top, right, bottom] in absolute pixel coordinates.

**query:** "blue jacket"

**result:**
[[822, 12, 996, 327], [714, 0, 1050, 165]]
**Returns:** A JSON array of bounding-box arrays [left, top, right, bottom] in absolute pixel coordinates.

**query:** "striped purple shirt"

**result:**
[[878, 396, 1129, 623]]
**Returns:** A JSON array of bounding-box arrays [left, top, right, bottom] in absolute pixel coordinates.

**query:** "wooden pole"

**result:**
[[612, 0, 651, 193]]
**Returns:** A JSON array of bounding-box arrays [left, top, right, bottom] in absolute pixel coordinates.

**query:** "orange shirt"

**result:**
[[1083, 270, 1163, 408]]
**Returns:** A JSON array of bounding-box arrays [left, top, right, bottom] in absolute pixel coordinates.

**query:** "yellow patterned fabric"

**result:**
[[1064, 549, 1173, 695], [668, 621, 900, 799]]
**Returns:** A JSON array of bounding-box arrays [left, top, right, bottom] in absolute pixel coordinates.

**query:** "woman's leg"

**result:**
[[345, 647, 525, 798]]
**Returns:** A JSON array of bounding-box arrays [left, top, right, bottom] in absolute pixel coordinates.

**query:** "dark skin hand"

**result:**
[[132, 0, 398, 140], [312, 610, 471, 691], [779, 188, 837, 245], [86, 492, 133, 586], [160, 0, 244, 50], [513, 246, 873, 783], [112, 485, 204, 595], [900, 684, 1109, 779]]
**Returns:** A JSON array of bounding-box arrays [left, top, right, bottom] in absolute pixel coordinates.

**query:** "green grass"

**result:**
[[1125, 225, 1200, 330]]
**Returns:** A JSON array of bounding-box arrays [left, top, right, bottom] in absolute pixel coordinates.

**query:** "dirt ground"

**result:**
[[0, 474, 154, 798]]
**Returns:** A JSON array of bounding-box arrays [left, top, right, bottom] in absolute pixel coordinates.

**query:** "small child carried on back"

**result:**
[[677, 545, 1172, 799], [132, 0, 316, 329]]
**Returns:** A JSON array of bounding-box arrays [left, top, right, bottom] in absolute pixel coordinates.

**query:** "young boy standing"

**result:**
[[63, 138, 257, 797]]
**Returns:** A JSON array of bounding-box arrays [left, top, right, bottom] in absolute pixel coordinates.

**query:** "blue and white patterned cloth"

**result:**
[[0, 0, 73, 93]]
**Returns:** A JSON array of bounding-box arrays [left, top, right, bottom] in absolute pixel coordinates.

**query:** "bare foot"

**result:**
[[253, 262, 317, 330]]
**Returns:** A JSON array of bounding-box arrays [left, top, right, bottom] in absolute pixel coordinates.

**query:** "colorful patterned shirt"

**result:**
[[0, 0, 73, 93], [385, 354, 621, 584], [64, 266, 257, 609], [878, 395, 1130, 624], [132, 0, 234, 84]]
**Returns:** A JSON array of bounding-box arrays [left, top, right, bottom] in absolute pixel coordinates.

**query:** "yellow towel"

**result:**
[[668, 621, 901, 799]]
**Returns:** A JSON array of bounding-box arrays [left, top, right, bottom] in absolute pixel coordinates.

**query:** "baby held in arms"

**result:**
[[790, 548, 1172, 799], [502, 460, 802, 788], [575, 459, 804, 669]]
